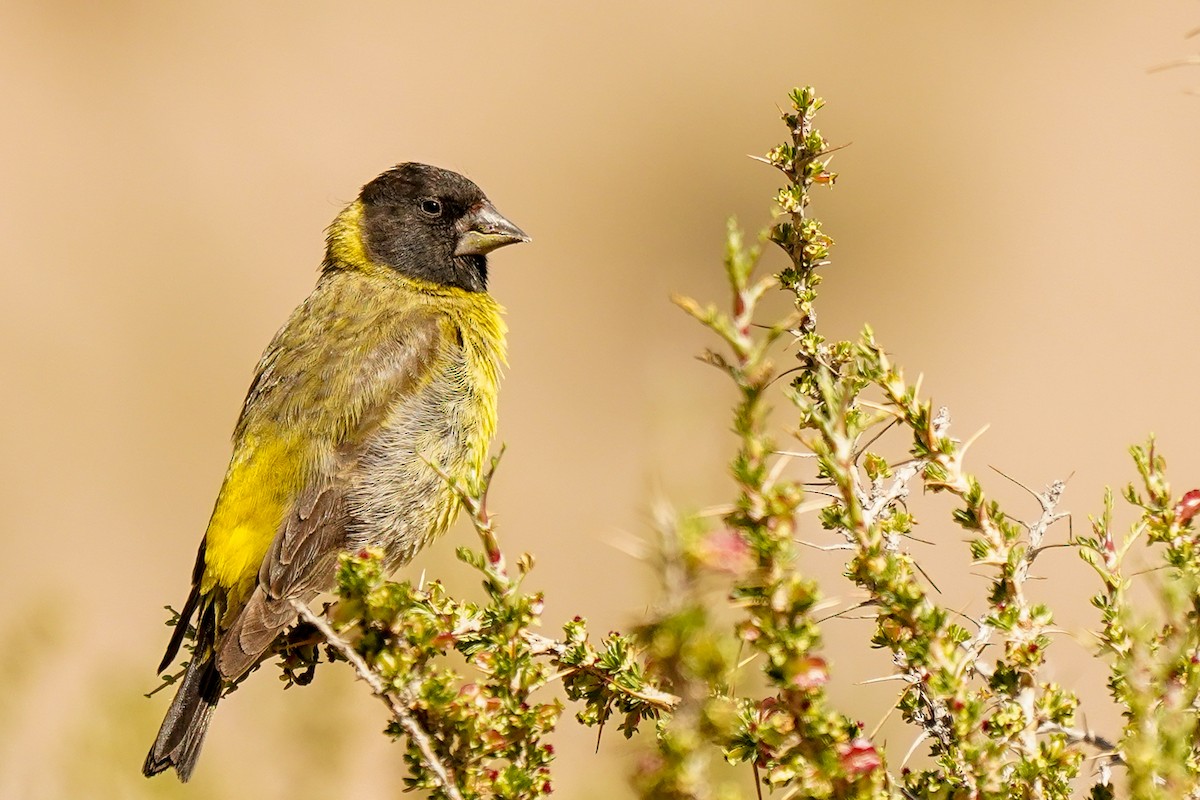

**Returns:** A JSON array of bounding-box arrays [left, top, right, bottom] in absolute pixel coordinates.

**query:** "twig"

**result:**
[[290, 600, 465, 800], [522, 631, 681, 711]]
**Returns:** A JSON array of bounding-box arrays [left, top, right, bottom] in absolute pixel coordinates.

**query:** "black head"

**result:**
[[358, 163, 528, 292]]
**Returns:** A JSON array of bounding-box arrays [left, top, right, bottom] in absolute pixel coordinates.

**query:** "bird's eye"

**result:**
[[420, 198, 443, 217]]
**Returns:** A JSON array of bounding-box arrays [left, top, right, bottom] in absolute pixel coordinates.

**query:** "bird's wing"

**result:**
[[211, 300, 453, 679], [216, 483, 348, 677]]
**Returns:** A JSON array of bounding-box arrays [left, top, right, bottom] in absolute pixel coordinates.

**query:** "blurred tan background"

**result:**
[[2, 2, 1199, 797]]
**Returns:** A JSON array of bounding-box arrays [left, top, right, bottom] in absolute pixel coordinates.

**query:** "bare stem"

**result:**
[[290, 600, 465, 800]]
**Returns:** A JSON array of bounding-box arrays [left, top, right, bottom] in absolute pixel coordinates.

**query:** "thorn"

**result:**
[[736, 652, 760, 671], [853, 417, 900, 461], [605, 534, 649, 561], [765, 453, 793, 489], [960, 423, 990, 454], [988, 465, 1040, 501], [859, 674, 908, 686], [816, 598, 878, 624], [901, 731, 930, 770], [771, 449, 821, 459], [797, 539, 854, 552], [1148, 55, 1200, 73], [796, 499, 833, 515], [913, 560, 942, 594], [818, 142, 853, 157], [696, 503, 736, 518], [856, 399, 904, 419], [868, 703, 897, 739]]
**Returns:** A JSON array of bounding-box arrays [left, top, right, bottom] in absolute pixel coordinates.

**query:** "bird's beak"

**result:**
[[455, 201, 530, 256]]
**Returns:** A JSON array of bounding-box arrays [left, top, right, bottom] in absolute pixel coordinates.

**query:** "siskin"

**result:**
[[144, 163, 527, 781]]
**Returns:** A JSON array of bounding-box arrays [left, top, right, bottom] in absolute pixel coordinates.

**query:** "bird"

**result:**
[[143, 162, 528, 782]]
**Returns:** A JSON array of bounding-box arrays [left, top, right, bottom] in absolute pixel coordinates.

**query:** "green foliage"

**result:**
[[1076, 442, 1200, 798], [665, 86, 889, 800], [667, 86, 1200, 799]]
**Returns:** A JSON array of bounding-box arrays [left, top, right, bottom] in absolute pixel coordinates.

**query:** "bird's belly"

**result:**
[[344, 366, 492, 567]]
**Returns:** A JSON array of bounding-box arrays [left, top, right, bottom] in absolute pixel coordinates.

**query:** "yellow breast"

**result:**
[[199, 201, 507, 604], [342, 285, 506, 564]]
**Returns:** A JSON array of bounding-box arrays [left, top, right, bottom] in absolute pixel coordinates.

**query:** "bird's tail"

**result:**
[[142, 647, 221, 781]]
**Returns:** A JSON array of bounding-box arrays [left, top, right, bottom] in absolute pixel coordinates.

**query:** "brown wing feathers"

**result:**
[[216, 484, 350, 678]]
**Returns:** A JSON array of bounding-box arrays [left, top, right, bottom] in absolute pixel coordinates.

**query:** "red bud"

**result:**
[[1176, 490, 1200, 524], [837, 737, 881, 775], [790, 656, 829, 691]]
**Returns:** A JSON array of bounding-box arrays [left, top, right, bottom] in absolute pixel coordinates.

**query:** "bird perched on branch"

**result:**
[[144, 163, 528, 781]]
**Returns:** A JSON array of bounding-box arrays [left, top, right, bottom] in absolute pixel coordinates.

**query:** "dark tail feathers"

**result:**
[[142, 651, 221, 781]]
